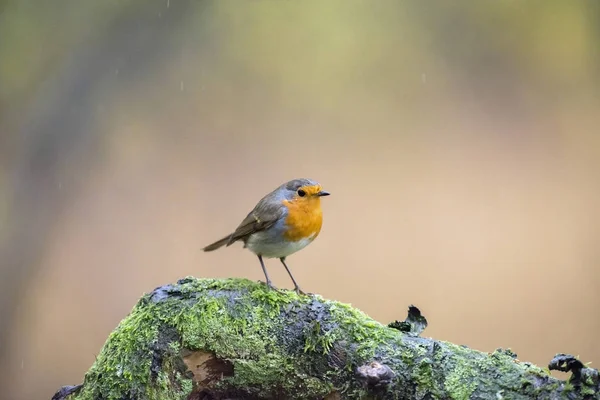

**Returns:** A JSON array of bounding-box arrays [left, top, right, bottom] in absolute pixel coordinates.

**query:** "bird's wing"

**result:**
[[226, 198, 285, 245]]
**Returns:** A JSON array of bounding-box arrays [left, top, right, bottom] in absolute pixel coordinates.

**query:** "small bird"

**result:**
[[203, 178, 330, 294]]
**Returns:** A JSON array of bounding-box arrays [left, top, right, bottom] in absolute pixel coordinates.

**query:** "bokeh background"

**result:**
[[1, 1, 599, 399]]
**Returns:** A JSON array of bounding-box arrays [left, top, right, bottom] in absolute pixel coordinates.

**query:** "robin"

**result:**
[[202, 178, 330, 294]]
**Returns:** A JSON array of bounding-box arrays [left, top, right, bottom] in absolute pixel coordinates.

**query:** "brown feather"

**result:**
[[202, 188, 285, 251], [202, 235, 233, 252]]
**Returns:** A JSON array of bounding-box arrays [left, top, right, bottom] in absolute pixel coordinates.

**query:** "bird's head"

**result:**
[[282, 178, 330, 203]]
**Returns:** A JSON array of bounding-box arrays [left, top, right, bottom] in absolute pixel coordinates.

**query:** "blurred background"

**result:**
[[1, 1, 599, 398]]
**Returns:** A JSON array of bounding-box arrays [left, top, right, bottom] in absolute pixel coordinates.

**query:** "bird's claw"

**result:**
[[294, 286, 308, 296]]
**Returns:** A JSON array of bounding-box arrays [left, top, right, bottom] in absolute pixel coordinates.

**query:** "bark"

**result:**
[[52, 277, 599, 400]]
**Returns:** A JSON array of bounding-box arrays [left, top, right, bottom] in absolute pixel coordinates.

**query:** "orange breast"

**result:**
[[282, 197, 323, 242]]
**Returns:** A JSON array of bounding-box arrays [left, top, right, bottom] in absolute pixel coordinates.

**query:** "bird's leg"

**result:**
[[279, 257, 305, 295], [257, 255, 276, 290]]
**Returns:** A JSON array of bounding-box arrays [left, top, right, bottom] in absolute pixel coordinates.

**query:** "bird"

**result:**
[[202, 178, 330, 294]]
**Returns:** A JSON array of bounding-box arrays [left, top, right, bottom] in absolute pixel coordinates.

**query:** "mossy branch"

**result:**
[[52, 277, 599, 400]]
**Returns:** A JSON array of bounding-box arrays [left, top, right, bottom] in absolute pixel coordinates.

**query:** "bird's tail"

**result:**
[[202, 234, 234, 252]]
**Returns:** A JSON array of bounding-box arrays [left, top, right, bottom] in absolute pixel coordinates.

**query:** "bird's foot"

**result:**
[[293, 286, 309, 296]]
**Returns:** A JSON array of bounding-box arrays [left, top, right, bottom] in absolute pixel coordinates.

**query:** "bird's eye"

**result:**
[[297, 189, 306, 197]]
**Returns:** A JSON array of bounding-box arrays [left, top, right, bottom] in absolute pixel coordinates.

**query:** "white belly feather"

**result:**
[[245, 231, 317, 258]]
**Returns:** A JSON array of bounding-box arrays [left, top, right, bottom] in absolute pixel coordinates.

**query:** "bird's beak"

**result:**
[[317, 190, 330, 197]]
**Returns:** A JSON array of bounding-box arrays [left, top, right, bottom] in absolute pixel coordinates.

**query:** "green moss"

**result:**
[[64, 277, 574, 400], [250, 284, 299, 311], [413, 357, 444, 398], [563, 380, 575, 393], [401, 348, 415, 367], [70, 302, 160, 399], [414, 358, 434, 385], [584, 375, 593, 385], [303, 320, 336, 354], [328, 301, 400, 363], [442, 345, 478, 400], [223, 352, 332, 398], [66, 277, 363, 400], [581, 385, 596, 396]]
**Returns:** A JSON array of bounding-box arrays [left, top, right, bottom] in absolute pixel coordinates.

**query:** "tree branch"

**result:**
[[52, 277, 599, 400]]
